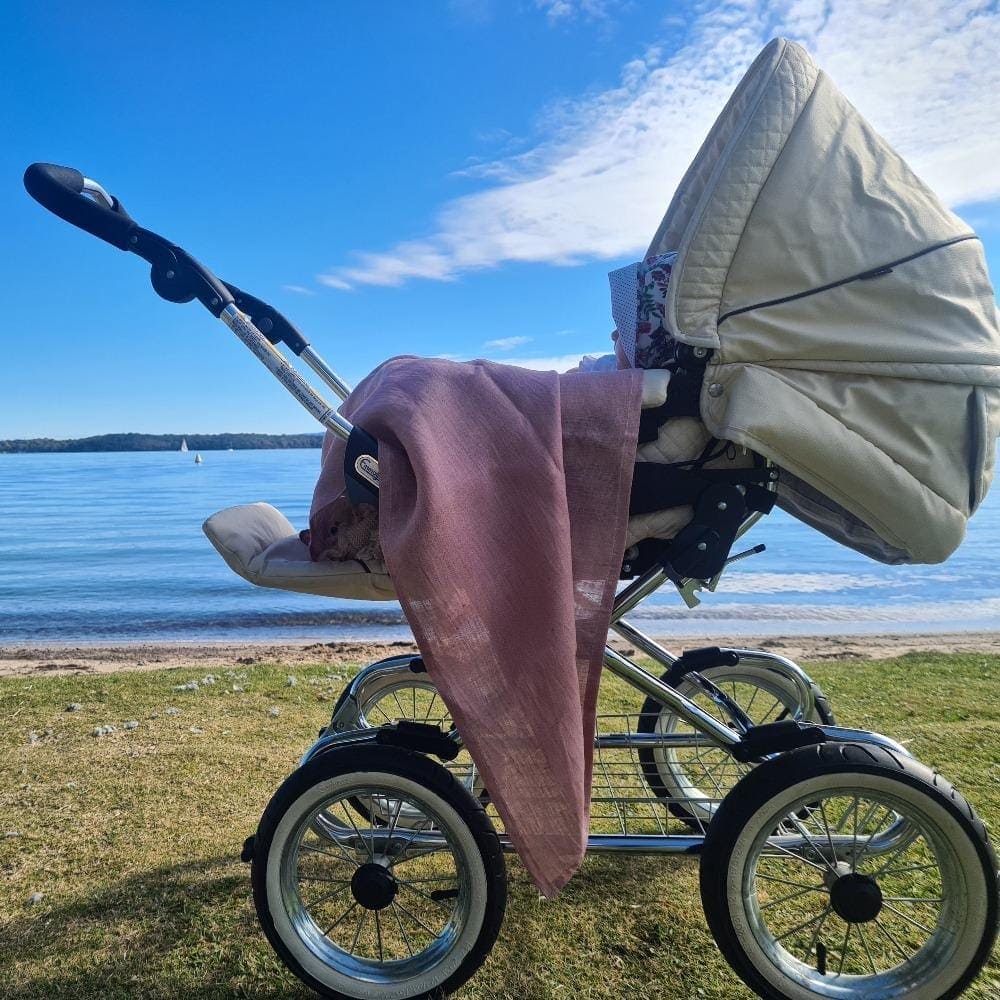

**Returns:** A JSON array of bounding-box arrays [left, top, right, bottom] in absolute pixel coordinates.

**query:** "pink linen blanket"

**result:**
[[308, 357, 642, 896]]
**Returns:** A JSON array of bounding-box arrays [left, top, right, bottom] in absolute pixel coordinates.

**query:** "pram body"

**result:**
[[24, 36, 999, 1000]]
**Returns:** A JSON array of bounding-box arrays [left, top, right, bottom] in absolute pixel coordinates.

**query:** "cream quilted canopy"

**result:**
[[648, 38, 1000, 563]]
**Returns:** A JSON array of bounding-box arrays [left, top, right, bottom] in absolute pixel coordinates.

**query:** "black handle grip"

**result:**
[[23, 162, 135, 250]]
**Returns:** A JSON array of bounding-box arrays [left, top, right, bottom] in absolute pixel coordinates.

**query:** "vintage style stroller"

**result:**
[[25, 37, 1000, 1000]]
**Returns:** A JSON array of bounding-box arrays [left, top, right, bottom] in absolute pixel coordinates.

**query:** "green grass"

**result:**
[[0, 653, 997, 999]]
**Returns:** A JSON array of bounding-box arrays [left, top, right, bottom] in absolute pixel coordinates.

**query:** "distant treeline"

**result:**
[[0, 433, 325, 454]]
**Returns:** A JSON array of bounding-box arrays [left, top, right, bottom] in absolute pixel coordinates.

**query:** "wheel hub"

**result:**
[[829, 872, 883, 924], [351, 862, 398, 911]]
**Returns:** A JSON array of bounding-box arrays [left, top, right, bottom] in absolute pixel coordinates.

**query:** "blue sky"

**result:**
[[3, 0, 999, 438]]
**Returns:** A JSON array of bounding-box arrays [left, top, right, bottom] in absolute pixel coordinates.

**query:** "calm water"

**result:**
[[1, 449, 998, 643]]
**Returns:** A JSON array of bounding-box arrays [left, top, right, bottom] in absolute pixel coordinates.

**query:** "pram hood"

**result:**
[[647, 37, 1000, 564]]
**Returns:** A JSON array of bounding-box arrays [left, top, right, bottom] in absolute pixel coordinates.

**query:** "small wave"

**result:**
[[705, 572, 899, 595], [629, 596, 1000, 623]]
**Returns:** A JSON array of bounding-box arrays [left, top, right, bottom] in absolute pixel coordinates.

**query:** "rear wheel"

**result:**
[[638, 663, 835, 827], [700, 742, 999, 1000], [250, 745, 506, 1000]]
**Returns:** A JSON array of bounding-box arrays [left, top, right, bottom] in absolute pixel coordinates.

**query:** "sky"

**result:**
[[2, 0, 999, 438]]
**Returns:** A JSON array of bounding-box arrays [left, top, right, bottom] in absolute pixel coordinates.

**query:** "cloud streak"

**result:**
[[319, 0, 1000, 290], [483, 335, 533, 350]]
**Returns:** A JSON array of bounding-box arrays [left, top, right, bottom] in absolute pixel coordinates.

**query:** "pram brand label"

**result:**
[[354, 455, 380, 487]]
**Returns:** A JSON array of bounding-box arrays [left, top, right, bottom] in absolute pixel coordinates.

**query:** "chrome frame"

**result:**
[[219, 307, 911, 857], [309, 597, 909, 859]]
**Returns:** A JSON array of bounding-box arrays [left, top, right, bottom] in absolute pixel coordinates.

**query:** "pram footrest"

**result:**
[[203, 502, 395, 600]]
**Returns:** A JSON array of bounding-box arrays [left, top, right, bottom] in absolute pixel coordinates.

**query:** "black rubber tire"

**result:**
[[637, 663, 836, 824], [249, 745, 507, 1000], [699, 741, 1000, 1000]]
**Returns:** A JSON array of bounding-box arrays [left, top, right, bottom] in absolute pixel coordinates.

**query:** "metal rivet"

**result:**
[[165, 270, 175, 279], [770, 471, 779, 480], [717, 501, 728, 511], [736, 485, 746, 495], [696, 542, 708, 551], [693, 347, 708, 358], [129, 234, 138, 245], [210, 298, 219, 308], [708, 383, 724, 397]]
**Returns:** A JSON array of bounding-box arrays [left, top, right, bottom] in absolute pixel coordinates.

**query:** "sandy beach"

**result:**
[[2, 631, 999, 678]]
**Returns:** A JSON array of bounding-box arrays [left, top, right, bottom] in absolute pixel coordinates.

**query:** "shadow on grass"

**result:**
[[0, 847, 703, 1000], [0, 853, 308, 999]]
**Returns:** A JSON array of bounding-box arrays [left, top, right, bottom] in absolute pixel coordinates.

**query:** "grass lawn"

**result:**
[[0, 652, 997, 999]]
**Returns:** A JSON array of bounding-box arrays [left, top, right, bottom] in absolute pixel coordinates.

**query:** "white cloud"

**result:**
[[316, 274, 353, 291], [483, 335, 533, 350], [281, 284, 316, 296], [495, 352, 596, 371], [437, 348, 607, 371], [320, 0, 1000, 289], [535, 0, 612, 24]]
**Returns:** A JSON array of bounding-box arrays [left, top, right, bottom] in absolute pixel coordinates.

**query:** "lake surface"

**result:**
[[1, 449, 998, 643]]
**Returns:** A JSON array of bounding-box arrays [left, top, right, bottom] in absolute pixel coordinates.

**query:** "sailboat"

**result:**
[[194, 453, 203, 464], [179, 438, 189, 453]]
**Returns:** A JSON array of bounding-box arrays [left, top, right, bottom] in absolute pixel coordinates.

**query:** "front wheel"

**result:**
[[700, 742, 999, 1000], [250, 745, 507, 1000]]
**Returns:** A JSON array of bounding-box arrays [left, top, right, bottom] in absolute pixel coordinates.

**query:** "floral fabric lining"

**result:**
[[608, 250, 678, 369]]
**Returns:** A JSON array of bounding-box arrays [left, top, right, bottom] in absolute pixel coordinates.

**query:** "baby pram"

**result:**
[[25, 36, 999, 1000]]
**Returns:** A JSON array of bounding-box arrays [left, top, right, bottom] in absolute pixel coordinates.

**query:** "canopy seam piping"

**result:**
[[717, 234, 979, 325]]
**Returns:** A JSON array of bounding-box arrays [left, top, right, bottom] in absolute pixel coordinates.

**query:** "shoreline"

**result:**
[[2, 630, 999, 677]]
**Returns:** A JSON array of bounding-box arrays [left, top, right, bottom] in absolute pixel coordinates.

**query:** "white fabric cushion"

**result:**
[[203, 502, 396, 601], [626, 416, 712, 548], [640, 369, 671, 409]]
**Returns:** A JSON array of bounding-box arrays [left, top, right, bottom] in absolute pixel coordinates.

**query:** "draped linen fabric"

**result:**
[[310, 357, 643, 896]]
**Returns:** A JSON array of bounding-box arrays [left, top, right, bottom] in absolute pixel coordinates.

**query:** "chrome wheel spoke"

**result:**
[[760, 884, 827, 910], [394, 898, 441, 937], [323, 900, 360, 938], [882, 901, 937, 935], [856, 923, 879, 976], [774, 905, 833, 943], [871, 914, 914, 965], [836, 921, 852, 975], [350, 908, 368, 955], [754, 873, 825, 892], [391, 900, 415, 957]]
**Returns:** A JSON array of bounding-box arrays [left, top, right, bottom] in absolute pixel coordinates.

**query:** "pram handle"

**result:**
[[24, 164, 310, 354], [24, 162, 379, 502], [24, 163, 137, 251]]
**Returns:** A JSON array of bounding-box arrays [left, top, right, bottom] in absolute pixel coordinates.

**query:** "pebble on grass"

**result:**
[[3, 831, 21, 839], [189, 726, 205, 735], [123, 720, 139, 731], [173, 680, 199, 692], [92, 725, 117, 737], [27, 892, 44, 906], [65, 703, 83, 713], [287, 675, 298, 687], [164, 707, 181, 716], [268, 706, 281, 718]]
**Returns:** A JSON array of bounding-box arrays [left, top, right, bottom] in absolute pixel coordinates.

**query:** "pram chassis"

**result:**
[[309, 559, 906, 860], [25, 164, 999, 1000]]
